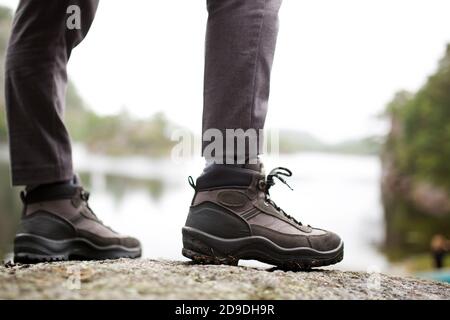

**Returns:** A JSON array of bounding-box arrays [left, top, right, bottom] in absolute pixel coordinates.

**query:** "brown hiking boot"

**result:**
[[14, 177, 141, 263], [182, 164, 343, 270]]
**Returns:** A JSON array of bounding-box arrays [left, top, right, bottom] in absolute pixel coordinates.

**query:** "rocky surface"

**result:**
[[0, 259, 449, 299]]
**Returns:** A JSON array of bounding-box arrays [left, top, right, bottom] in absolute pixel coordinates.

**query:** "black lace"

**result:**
[[79, 189, 109, 227], [261, 167, 303, 226], [80, 188, 117, 232], [80, 189, 97, 218]]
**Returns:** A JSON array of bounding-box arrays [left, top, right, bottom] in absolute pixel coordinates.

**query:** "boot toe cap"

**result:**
[[309, 230, 342, 252], [120, 236, 141, 249]]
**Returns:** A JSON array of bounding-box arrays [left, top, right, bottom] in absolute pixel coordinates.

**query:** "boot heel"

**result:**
[[182, 248, 239, 266], [182, 230, 239, 266]]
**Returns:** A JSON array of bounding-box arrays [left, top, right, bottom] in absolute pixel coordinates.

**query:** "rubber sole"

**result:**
[[182, 227, 344, 270], [14, 233, 142, 264]]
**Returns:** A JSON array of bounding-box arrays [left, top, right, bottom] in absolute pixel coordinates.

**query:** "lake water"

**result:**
[[0, 146, 388, 272]]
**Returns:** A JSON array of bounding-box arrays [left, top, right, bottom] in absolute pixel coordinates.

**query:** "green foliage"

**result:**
[[387, 45, 450, 188], [65, 82, 177, 157], [66, 106, 177, 157], [0, 162, 21, 258], [67, 81, 176, 156], [272, 130, 325, 154], [328, 136, 382, 155], [0, 6, 11, 59], [272, 129, 381, 155], [383, 194, 450, 260], [383, 45, 450, 258], [0, 105, 6, 143], [0, 6, 12, 143]]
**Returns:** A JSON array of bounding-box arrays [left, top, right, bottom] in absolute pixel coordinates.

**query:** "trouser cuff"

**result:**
[[11, 164, 73, 186]]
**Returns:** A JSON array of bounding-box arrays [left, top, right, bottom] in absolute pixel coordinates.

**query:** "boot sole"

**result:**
[[182, 227, 344, 270], [14, 233, 142, 264]]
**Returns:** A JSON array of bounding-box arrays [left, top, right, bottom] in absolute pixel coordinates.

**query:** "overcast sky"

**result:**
[[2, 0, 450, 143]]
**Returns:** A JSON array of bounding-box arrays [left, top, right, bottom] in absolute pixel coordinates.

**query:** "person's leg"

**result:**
[[5, 0, 99, 186], [7, 1, 142, 263], [202, 0, 282, 163], [183, 0, 343, 270]]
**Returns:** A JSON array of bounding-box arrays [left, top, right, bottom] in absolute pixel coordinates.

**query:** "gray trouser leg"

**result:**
[[5, 0, 99, 186], [5, 0, 282, 184], [202, 0, 282, 162]]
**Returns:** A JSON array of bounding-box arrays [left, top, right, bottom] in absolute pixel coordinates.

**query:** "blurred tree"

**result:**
[[0, 6, 12, 143], [382, 46, 450, 260], [400, 44, 450, 188]]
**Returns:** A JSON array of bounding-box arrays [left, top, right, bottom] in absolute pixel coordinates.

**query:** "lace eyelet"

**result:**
[[258, 180, 266, 191]]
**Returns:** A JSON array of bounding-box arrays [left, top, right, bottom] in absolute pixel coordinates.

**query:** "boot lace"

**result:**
[[80, 189, 99, 219], [79, 189, 114, 231], [260, 167, 303, 226]]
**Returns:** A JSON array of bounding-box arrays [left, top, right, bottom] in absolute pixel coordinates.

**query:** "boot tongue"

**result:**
[[242, 160, 264, 174]]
